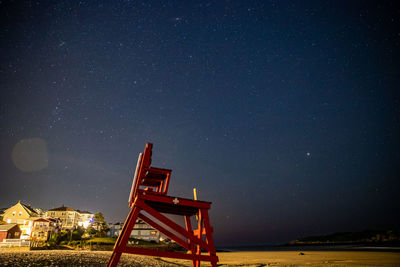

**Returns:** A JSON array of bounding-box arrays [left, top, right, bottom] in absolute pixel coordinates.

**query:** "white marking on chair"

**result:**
[[173, 198, 179, 204]]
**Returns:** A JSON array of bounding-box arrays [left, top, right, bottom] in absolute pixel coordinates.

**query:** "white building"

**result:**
[[77, 210, 94, 228], [46, 205, 80, 229], [108, 220, 160, 242]]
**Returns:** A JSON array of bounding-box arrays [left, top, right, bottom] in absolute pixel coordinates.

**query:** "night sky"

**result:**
[[1, 1, 399, 246]]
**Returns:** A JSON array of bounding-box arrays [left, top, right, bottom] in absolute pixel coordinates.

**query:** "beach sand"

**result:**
[[0, 249, 174, 266], [0, 249, 399, 266], [163, 251, 400, 266]]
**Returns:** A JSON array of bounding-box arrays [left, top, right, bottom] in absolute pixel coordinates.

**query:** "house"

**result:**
[[76, 210, 94, 228], [0, 224, 21, 242], [108, 222, 123, 238], [31, 218, 60, 241], [131, 219, 160, 242], [46, 205, 80, 229], [108, 220, 160, 242], [33, 208, 47, 218], [2, 201, 39, 239]]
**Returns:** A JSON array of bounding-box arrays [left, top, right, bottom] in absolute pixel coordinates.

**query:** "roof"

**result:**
[[34, 208, 46, 214], [76, 210, 92, 214], [20, 202, 38, 216], [48, 205, 75, 212], [3, 201, 39, 217], [0, 224, 19, 232], [33, 218, 58, 223], [33, 218, 51, 222]]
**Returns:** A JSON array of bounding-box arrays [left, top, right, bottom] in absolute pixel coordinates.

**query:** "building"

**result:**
[[108, 222, 123, 238], [46, 205, 80, 229], [0, 224, 21, 242], [33, 208, 47, 218], [131, 219, 160, 242], [108, 220, 160, 242], [31, 218, 60, 242], [2, 201, 39, 239], [76, 210, 94, 228]]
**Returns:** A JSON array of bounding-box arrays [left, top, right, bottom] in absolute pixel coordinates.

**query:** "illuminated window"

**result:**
[[12, 212, 16, 216], [151, 231, 157, 235], [19, 212, 22, 216]]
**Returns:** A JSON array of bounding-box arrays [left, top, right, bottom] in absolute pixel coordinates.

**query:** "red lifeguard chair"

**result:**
[[108, 143, 218, 267]]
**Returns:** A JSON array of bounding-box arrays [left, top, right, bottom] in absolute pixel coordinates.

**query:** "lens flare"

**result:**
[[11, 138, 48, 172]]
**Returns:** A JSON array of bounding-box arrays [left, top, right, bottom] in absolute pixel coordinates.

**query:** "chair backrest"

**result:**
[[128, 152, 143, 206], [128, 143, 172, 207]]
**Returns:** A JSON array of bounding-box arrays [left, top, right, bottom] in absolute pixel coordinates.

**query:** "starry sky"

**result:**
[[1, 1, 399, 246]]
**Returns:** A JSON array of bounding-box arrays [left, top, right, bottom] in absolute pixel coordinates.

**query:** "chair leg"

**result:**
[[202, 209, 218, 267], [195, 210, 204, 267], [108, 206, 140, 267], [202, 209, 217, 255], [184, 215, 197, 267], [108, 250, 122, 267]]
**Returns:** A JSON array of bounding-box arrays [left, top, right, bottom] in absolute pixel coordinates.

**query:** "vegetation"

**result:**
[[50, 236, 185, 252], [288, 229, 400, 245], [92, 212, 109, 237], [83, 226, 97, 238], [71, 227, 85, 240], [87, 237, 117, 245]]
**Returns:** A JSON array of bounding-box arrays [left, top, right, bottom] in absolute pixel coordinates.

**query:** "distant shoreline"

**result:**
[[218, 243, 400, 253]]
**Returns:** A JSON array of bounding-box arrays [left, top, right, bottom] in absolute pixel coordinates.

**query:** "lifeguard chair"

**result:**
[[108, 143, 218, 267]]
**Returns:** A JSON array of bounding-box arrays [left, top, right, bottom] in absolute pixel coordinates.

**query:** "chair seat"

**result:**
[[145, 201, 200, 216], [138, 194, 211, 216]]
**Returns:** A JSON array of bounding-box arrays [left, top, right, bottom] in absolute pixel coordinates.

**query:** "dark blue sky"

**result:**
[[1, 1, 399, 245]]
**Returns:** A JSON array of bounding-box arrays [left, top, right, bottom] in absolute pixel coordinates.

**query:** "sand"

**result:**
[[0, 249, 399, 266], [162, 251, 400, 266], [0, 250, 174, 266]]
